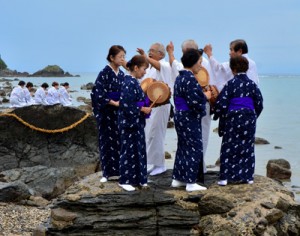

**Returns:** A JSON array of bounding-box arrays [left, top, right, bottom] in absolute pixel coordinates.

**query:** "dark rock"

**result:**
[[31, 65, 75, 77], [0, 69, 30, 77], [253, 218, 268, 235], [276, 197, 291, 212], [167, 120, 174, 128], [261, 202, 276, 209], [265, 209, 284, 224], [255, 137, 270, 144], [0, 181, 31, 202], [198, 194, 235, 215], [267, 159, 292, 180], [165, 151, 172, 159], [0, 105, 99, 199], [1, 165, 78, 199], [80, 82, 94, 90], [33, 172, 300, 235]]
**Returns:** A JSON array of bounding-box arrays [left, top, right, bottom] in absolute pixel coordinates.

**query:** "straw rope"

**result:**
[[0, 112, 91, 133]]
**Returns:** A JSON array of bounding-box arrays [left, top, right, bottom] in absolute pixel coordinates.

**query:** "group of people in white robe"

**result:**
[[10, 81, 72, 108]]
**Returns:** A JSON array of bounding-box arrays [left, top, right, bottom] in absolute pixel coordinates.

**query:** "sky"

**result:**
[[1, 0, 300, 75]]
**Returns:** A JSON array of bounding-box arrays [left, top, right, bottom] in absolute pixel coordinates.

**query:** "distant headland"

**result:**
[[0, 57, 79, 77]]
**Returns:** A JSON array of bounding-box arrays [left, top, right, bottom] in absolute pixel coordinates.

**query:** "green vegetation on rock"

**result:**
[[42, 65, 64, 73], [0, 58, 8, 70]]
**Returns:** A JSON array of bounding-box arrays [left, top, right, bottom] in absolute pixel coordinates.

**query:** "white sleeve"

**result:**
[[201, 57, 215, 85], [209, 56, 233, 91], [170, 59, 182, 83], [247, 60, 259, 85], [159, 60, 172, 85]]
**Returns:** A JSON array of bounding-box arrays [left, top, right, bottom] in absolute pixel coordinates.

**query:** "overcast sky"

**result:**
[[1, 0, 300, 75]]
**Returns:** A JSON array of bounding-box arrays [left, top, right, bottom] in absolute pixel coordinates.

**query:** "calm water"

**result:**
[[2, 73, 300, 201]]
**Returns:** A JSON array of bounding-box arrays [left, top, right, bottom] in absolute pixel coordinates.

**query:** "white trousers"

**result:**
[[145, 104, 171, 167], [202, 102, 212, 172]]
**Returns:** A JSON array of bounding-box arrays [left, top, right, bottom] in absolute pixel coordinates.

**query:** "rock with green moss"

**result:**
[[31, 65, 75, 77]]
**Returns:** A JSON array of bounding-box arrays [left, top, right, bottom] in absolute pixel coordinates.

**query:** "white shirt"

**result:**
[[142, 58, 173, 93], [46, 86, 61, 105], [141, 58, 172, 167], [58, 86, 72, 106], [34, 87, 49, 105], [209, 53, 259, 91], [24, 87, 34, 105], [10, 85, 27, 107], [171, 57, 216, 86]]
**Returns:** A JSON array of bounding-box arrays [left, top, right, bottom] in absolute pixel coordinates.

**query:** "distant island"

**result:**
[[0, 57, 79, 77]]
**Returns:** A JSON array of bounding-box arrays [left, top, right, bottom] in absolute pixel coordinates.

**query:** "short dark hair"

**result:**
[[26, 82, 33, 88], [230, 39, 248, 54], [106, 45, 126, 62], [52, 81, 59, 86], [41, 83, 49, 89], [62, 82, 69, 86], [18, 80, 26, 86], [181, 49, 201, 68], [230, 56, 249, 73], [126, 55, 149, 72]]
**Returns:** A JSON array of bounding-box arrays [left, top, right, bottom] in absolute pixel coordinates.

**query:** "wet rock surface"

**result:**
[[33, 171, 300, 236]]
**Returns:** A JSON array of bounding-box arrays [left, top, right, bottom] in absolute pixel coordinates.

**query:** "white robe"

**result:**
[[34, 87, 49, 105], [208, 53, 259, 91], [46, 87, 61, 105], [24, 87, 34, 105], [59, 87, 72, 106], [141, 59, 172, 167], [10, 85, 27, 107]]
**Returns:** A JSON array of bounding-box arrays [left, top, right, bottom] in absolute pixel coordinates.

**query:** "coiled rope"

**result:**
[[0, 112, 91, 133]]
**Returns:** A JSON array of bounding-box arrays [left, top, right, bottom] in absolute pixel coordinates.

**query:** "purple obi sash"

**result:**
[[136, 96, 151, 118], [228, 97, 254, 111], [174, 97, 189, 111], [107, 92, 121, 101]]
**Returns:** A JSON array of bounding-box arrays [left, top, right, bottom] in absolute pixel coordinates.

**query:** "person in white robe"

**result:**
[[46, 81, 61, 105], [204, 39, 259, 92], [10, 80, 27, 107], [137, 43, 172, 176], [59, 82, 72, 106], [24, 82, 35, 105], [34, 83, 49, 105]]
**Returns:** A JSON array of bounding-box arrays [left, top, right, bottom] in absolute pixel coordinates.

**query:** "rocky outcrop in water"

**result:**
[[0, 65, 79, 77]]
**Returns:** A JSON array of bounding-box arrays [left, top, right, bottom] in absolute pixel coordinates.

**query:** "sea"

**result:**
[[1, 73, 300, 202]]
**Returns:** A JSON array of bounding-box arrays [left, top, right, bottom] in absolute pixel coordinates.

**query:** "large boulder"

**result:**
[[33, 170, 300, 236], [0, 105, 99, 198], [267, 159, 292, 180]]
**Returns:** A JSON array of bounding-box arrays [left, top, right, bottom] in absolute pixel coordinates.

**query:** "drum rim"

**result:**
[[195, 67, 210, 87], [146, 81, 170, 104], [140, 77, 156, 93]]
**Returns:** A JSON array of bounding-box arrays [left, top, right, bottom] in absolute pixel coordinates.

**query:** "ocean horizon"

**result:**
[[1, 73, 300, 202]]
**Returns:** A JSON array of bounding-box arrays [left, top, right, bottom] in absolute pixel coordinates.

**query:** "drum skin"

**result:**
[[147, 81, 171, 106]]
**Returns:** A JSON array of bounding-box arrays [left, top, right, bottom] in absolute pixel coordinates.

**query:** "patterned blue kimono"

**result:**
[[172, 70, 207, 184], [213, 73, 263, 183], [118, 75, 148, 186], [90, 65, 125, 178]]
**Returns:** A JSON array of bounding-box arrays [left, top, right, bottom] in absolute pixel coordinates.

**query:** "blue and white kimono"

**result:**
[[213, 73, 263, 183], [91, 65, 125, 178], [172, 70, 207, 184], [118, 75, 149, 186]]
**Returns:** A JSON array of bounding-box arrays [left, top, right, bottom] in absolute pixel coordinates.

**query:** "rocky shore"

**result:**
[[0, 92, 299, 235]]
